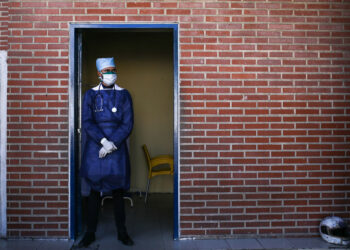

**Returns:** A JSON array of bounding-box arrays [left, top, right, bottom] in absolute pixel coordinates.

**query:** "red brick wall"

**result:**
[[0, 0, 8, 50], [7, 0, 350, 238]]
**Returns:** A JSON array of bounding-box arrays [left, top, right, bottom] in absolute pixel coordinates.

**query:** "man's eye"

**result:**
[[103, 69, 116, 73]]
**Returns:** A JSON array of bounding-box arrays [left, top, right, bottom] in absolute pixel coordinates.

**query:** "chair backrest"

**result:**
[[142, 144, 152, 171]]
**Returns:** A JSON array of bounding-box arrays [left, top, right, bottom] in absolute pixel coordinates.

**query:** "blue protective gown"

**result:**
[[80, 84, 134, 195]]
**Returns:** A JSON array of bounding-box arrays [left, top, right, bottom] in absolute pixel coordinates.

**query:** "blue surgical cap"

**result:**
[[96, 57, 116, 71]]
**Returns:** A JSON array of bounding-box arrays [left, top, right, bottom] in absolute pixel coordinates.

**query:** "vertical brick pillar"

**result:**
[[0, 0, 8, 50], [7, 0, 69, 238]]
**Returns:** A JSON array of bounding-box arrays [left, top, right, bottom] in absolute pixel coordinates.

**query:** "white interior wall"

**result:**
[[0, 50, 7, 238]]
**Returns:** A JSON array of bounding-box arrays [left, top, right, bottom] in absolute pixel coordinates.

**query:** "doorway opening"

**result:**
[[69, 24, 179, 241]]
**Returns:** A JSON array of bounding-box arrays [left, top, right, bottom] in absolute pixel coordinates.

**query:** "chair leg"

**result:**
[[123, 196, 134, 208], [145, 178, 150, 204], [101, 195, 112, 207]]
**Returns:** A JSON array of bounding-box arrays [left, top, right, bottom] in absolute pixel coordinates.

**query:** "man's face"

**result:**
[[98, 66, 116, 77]]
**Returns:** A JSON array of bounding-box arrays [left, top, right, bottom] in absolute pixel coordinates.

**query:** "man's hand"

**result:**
[[101, 138, 117, 153], [99, 147, 108, 158]]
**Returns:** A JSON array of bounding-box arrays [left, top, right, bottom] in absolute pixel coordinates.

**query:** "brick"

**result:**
[[75, 16, 99, 22], [34, 8, 57, 15], [48, 16, 73, 22], [140, 9, 164, 15], [98, 2, 123, 7], [61, 9, 85, 14], [167, 9, 190, 15]]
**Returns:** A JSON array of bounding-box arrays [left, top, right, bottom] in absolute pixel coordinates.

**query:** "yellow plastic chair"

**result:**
[[142, 144, 173, 204]]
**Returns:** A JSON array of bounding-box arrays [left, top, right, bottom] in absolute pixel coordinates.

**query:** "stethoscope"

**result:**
[[94, 83, 118, 113]]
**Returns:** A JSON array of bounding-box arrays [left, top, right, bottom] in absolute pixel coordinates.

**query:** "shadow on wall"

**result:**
[[81, 30, 174, 193]]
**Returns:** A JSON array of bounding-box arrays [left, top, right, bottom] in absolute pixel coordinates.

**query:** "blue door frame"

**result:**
[[69, 23, 179, 240]]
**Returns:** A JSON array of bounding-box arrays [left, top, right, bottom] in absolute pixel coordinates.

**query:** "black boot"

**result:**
[[118, 231, 134, 246], [78, 232, 95, 248]]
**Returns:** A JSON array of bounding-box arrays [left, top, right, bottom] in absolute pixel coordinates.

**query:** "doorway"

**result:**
[[69, 24, 179, 240]]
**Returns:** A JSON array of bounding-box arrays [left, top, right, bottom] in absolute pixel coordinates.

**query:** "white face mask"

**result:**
[[101, 73, 117, 86]]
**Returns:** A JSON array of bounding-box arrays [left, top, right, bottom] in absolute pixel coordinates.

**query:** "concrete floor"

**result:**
[[0, 194, 348, 250]]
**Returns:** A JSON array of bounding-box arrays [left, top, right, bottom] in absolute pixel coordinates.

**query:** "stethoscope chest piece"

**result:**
[[94, 83, 118, 113]]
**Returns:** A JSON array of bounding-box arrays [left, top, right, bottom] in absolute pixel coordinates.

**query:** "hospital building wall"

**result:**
[[5, 0, 350, 239]]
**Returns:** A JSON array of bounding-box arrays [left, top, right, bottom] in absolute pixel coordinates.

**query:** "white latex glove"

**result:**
[[101, 138, 117, 153], [99, 147, 108, 158]]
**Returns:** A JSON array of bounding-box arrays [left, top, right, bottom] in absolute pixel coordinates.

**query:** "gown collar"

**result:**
[[92, 83, 123, 91]]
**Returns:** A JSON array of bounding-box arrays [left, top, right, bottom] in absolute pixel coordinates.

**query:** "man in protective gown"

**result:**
[[78, 57, 134, 248]]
